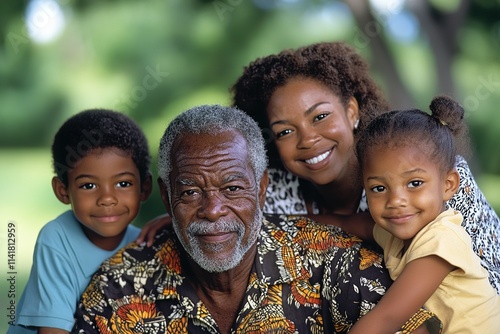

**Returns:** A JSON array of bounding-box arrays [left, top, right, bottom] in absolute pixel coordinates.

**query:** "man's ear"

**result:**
[[140, 172, 153, 202], [157, 177, 172, 216], [258, 170, 269, 209], [444, 168, 460, 202], [52, 176, 70, 204]]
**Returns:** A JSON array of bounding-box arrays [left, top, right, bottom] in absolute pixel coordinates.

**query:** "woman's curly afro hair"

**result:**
[[231, 41, 389, 168]]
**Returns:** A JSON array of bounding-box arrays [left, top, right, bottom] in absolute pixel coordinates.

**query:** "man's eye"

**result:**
[[408, 180, 423, 188], [117, 181, 132, 188], [181, 189, 198, 197], [226, 186, 241, 192], [80, 183, 96, 190], [370, 185, 385, 193]]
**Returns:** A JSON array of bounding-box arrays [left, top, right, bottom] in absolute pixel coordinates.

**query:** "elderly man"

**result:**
[[72, 105, 439, 333]]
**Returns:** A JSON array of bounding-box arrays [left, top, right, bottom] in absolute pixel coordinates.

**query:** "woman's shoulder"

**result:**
[[264, 168, 308, 214], [449, 155, 494, 214]]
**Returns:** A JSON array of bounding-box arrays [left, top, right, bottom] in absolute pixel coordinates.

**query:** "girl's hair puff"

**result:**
[[356, 95, 470, 173]]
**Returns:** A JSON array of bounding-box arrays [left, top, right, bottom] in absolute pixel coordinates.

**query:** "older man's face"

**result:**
[[166, 130, 267, 273]]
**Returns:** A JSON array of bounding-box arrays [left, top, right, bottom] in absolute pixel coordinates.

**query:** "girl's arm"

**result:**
[[306, 211, 375, 240], [349, 255, 455, 334]]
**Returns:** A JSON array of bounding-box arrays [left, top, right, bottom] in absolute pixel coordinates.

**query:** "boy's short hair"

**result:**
[[52, 109, 151, 186]]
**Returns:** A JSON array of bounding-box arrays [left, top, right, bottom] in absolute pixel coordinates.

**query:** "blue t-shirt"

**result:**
[[7, 210, 140, 333]]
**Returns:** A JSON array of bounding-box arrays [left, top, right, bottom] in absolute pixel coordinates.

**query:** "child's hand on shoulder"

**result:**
[[136, 213, 172, 247]]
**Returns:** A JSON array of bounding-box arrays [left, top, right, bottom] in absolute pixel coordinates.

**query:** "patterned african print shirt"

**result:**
[[72, 215, 440, 334]]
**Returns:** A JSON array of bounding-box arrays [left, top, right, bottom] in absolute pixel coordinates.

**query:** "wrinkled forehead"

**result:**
[[172, 130, 246, 156], [171, 130, 253, 175]]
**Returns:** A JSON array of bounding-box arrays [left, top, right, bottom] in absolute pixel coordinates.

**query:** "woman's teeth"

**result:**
[[305, 150, 330, 164]]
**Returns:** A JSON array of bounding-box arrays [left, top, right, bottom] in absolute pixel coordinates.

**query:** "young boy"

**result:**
[[7, 109, 152, 334]]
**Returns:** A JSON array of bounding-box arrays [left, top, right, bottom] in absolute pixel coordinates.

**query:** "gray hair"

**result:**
[[158, 104, 268, 193]]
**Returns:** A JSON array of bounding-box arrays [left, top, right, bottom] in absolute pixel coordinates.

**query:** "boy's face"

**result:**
[[362, 144, 458, 248], [53, 148, 150, 250]]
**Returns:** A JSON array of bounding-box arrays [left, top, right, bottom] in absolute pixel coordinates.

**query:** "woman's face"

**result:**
[[266, 78, 359, 186]]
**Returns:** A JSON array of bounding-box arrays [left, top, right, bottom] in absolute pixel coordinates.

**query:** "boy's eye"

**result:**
[[117, 181, 132, 188], [370, 185, 385, 193], [408, 180, 423, 188], [80, 183, 96, 190]]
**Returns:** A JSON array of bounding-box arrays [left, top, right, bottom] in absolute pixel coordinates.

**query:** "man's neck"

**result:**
[[187, 244, 257, 334]]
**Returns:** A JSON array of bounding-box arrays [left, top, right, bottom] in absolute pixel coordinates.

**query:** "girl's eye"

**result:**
[[408, 180, 423, 188], [370, 185, 385, 193], [117, 181, 132, 188], [80, 183, 96, 190], [276, 129, 292, 138]]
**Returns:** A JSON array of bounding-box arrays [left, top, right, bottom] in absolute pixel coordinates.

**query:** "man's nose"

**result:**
[[197, 191, 229, 221]]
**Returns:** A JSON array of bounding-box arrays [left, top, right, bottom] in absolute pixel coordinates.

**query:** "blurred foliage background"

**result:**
[[1, 0, 499, 330]]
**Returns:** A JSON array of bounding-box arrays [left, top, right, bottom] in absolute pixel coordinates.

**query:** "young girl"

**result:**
[[349, 96, 500, 333]]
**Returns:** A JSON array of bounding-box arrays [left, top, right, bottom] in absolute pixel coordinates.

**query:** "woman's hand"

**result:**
[[136, 213, 172, 247]]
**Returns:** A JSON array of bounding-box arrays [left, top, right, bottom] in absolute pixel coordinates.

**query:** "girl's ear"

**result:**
[[443, 168, 460, 202], [346, 96, 360, 130], [140, 172, 153, 202], [52, 176, 71, 204]]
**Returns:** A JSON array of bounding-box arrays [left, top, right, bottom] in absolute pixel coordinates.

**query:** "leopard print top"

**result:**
[[263, 155, 500, 294]]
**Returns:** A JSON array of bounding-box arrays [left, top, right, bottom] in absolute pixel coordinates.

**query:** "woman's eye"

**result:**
[[80, 183, 96, 190], [117, 181, 132, 188], [314, 113, 329, 122], [370, 185, 385, 193], [408, 180, 423, 188], [276, 129, 292, 138]]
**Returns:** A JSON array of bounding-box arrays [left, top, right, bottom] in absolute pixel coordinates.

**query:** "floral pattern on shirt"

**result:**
[[72, 215, 439, 333]]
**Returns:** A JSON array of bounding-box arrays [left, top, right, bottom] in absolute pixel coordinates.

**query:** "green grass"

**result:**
[[0, 149, 67, 331], [476, 174, 500, 214]]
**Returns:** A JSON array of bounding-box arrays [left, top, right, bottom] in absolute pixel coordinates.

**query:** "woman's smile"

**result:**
[[304, 149, 332, 165]]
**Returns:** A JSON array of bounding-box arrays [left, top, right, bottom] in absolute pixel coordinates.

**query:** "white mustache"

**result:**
[[186, 220, 244, 236]]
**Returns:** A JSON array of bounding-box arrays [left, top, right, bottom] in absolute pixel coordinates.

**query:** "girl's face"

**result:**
[[52, 148, 151, 250], [266, 77, 359, 186], [362, 144, 459, 247]]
